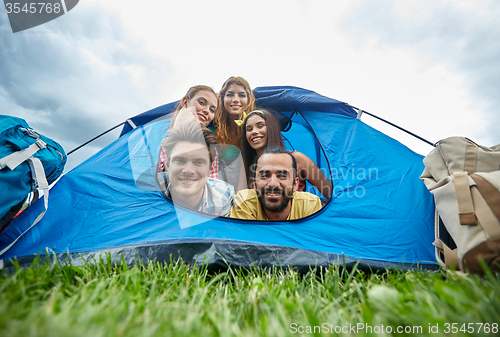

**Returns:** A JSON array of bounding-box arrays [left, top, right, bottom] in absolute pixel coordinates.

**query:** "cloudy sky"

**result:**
[[1, 0, 499, 171]]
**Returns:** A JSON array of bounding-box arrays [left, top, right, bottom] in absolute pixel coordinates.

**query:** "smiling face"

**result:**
[[223, 84, 249, 118], [166, 141, 211, 208], [245, 114, 268, 155], [255, 153, 299, 216], [183, 90, 217, 126]]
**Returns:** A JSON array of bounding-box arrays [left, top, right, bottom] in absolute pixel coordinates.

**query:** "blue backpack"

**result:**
[[0, 116, 66, 249]]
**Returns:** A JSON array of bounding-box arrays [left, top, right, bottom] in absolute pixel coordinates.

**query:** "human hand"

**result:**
[[172, 106, 197, 128]]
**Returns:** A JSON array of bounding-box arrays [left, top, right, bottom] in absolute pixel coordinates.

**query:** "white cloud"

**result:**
[[339, 0, 500, 148], [1, 0, 498, 172], [0, 2, 176, 170]]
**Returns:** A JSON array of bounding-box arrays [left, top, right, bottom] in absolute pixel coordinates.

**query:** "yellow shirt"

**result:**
[[230, 189, 322, 220]]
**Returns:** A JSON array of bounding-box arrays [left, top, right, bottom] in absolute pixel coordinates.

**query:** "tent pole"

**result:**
[[349, 105, 435, 147], [67, 121, 126, 156]]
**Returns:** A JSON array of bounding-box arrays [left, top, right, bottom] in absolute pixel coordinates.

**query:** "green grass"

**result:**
[[0, 255, 499, 336]]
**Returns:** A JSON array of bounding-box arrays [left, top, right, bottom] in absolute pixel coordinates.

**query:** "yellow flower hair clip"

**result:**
[[234, 110, 248, 127], [234, 110, 265, 127]]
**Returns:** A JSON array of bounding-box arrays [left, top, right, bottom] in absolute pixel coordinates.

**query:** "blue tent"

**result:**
[[0, 86, 437, 271]]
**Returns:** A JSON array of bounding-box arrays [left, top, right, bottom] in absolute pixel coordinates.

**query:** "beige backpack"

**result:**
[[420, 137, 500, 274]]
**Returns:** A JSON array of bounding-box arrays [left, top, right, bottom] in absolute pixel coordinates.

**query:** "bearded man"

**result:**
[[230, 146, 321, 220]]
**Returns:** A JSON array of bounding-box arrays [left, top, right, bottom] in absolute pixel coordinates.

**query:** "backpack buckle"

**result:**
[[21, 127, 40, 140], [35, 138, 47, 150]]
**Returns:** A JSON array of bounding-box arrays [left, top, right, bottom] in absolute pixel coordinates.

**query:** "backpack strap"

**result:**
[[0, 157, 49, 258], [471, 174, 500, 223], [433, 238, 460, 269], [454, 172, 477, 226], [0, 139, 47, 170], [454, 172, 500, 238], [470, 185, 500, 239], [464, 139, 478, 174]]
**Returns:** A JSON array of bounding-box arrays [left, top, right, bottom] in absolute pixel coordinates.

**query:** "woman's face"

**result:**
[[245, 114, 268, 154], [223, 84, 249, 118], [183, 90, 217, 126]]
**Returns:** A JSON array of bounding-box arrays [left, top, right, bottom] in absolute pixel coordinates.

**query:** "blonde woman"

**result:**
[[213, 76, 256, 190]]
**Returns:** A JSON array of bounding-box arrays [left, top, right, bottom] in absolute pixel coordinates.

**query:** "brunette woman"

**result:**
[[242, 109, 332, 199]]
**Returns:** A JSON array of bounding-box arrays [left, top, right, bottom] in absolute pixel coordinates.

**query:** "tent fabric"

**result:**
[[9, 240, 432, 273], [0, 86, 437, 270], [120, 101, 178, 137], [118, 86, 356, 137]]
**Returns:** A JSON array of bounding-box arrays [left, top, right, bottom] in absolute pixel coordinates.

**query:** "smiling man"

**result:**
[[230, 147, 321, 220], [158, 121, 234, 217]]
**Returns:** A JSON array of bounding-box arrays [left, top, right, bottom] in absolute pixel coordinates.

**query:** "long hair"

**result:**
[[214, 76, 255, 149], [242, 109, 284, 186], [169, 85, 217, 127]]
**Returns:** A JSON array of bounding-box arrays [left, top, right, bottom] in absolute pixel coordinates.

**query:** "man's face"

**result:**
[[166, 141, 211, 206], [255, 153, 298, 213]]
